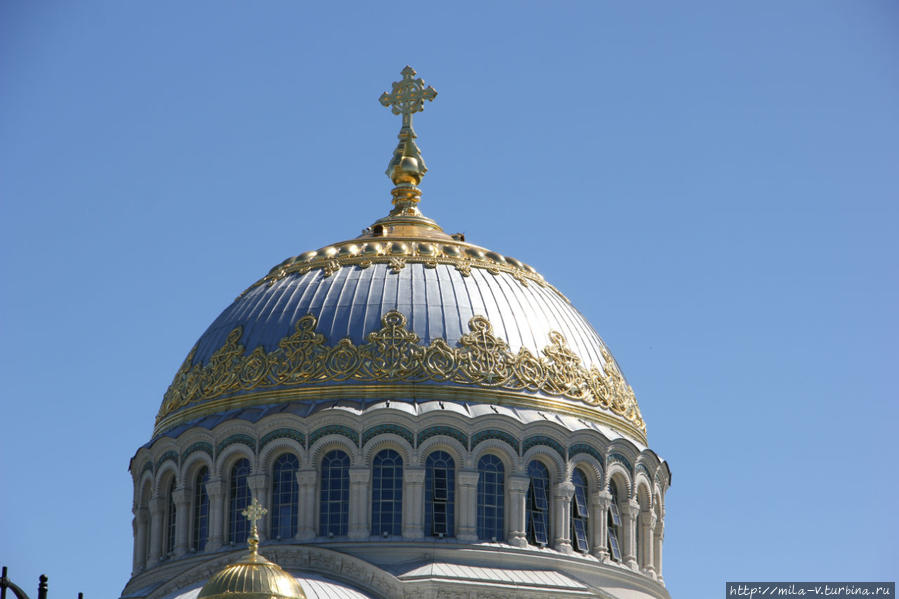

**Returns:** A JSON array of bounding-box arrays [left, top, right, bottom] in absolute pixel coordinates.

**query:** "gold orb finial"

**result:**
[[379, 66, 437, 217]]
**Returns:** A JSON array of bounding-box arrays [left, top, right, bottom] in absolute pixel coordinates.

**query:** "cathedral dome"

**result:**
[[155, 224, 646, 442]]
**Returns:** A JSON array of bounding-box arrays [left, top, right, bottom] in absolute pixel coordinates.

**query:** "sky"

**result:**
[[1, 2, 897, 598]]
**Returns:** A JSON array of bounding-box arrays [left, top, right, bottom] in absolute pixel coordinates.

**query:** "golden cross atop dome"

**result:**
[[379, 65, 437, 127], [378, 66, 438, 220], [241, 497, 267, 554]]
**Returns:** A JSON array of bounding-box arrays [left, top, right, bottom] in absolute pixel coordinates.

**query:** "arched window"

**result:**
[[526, 460, 550, 547], [228, 458, 252, 544], [271, 454, 299, 539], [371, 449, 403, 536], [476, 454, 504, 541], [424, 451, 455, 537], [165, 478, 177, 557], [192, 467, 209, 551], [571, 467, 589, 553], [607, 479, 622, 561], [320, 450, 350, 537]]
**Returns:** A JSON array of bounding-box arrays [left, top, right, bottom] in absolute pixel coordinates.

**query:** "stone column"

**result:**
[[147, 495, 165, 566], [552, 481, 575, 553], [348, 467, 371, 539], [248, 472, 268, 540], [620, 499, 640, 570], [403, 467, 426, 539], [132, 506, 149, 573], [641, 510, 657, 578], [457, 469, 479, 541], [654, 511, 665, 584], [206, 477, 225, 551], [590, 490, 611, 560], [172, 486, 191, 557], [296, 469, 317, 540], [508, 474, 530, 547]]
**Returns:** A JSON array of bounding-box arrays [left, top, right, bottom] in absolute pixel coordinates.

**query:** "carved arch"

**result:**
[[258, 437, 306, 473], [417, 435, 467, 469], [309, 435, 362, 467], [569, 454, 604, 493], [362, 433, 414, 466]]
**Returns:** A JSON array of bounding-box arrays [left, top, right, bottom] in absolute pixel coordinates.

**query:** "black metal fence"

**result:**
[[0, 567, 82, 599]]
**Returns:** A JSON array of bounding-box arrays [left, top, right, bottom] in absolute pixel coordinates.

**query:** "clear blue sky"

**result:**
[[1, 2, 896, 598]]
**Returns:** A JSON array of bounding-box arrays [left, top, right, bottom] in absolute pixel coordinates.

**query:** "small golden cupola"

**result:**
[[197, 499, 306, 599]]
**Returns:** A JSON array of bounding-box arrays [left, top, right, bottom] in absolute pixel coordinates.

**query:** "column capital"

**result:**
[[591, 489, 612, 508], [458, 469, 480, 487], [620, 499, 640, 519], [148, 495, 165, 514], [206, 478, 224, 497], [349, 467, 371, 483], [172, 487, 190, 505], [404, 467, 426, 484], [553, 481, 575, 500], [296, 469, 317, 486], [508, 474, 530, 492]]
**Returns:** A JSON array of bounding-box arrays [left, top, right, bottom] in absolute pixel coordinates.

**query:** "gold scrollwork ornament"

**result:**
[[158, 310, 645, 433]]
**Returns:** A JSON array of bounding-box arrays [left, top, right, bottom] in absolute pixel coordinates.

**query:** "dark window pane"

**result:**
[[165, 479, 177, 556], [319, 450, 349, 536], [193, 467, 209, 552], [270, 453, 299, 539], [371, 449, 403, 536], [572, 518, 588, 552], [609, 502, 621, 527], [228, 459, 251, 544], [530, 511, 548, 546], [526, 460, 550, 546], [476, 454, 505, 541], [425, 451, 455, 537], [608, 529, 622, 561]]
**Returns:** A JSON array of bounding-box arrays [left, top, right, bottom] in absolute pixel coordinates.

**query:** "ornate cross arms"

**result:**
[[379, 66, 438, 212], [242, 496, 268, 529], [379, 65, 438, 123], [242, 497, 268, 554]]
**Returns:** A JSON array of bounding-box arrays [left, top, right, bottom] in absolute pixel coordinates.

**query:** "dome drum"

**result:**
[[126, 406, 670, 599]]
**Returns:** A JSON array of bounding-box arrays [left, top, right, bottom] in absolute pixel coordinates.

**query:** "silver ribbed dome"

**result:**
[[155, 231, 646, 443], [195, 264, 606, 370]]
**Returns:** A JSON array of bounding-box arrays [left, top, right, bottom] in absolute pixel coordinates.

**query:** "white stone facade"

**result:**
[[124, 402, 671, 599]]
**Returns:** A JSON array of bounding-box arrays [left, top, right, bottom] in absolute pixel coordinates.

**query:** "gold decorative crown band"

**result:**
[[157, 310, 644, 437]]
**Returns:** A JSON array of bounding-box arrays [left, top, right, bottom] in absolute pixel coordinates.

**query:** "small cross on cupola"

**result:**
[[241, 497, 268, 555]]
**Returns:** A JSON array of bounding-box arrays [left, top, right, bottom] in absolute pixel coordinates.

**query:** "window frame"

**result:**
[[525, 460, 550, 547], [319, 449, 350, 537], [228, 458, 252, 544], [270, 453, 300, 540], [476, 454, 505, 542], [192, 467, 209, 552], [370, 449, 404, 537], [424, 451, 455, 538]]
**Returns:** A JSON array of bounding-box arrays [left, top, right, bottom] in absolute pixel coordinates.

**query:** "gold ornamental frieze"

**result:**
[[241, 238, 555, 298], [158, 311, 644, 433]]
